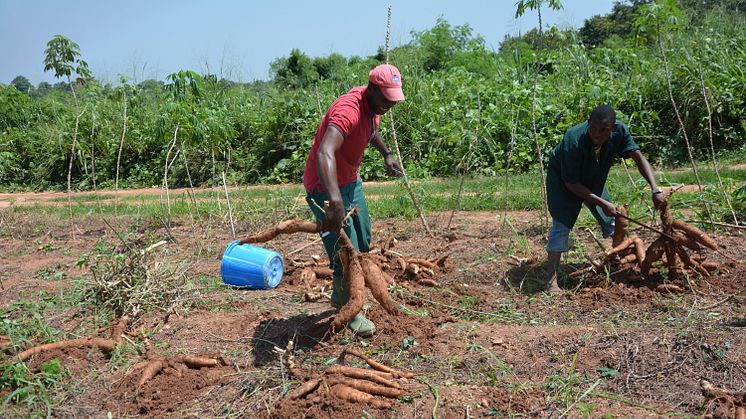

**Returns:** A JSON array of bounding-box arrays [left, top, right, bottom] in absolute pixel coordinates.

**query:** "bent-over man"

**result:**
[[302, 64, 405, 335], [544, 105, 667, 293]]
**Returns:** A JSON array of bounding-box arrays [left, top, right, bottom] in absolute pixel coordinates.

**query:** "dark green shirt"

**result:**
[[546, 120, 639, 228]]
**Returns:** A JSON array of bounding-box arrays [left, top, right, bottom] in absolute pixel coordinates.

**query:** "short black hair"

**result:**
[[589, 105, 616, 123]]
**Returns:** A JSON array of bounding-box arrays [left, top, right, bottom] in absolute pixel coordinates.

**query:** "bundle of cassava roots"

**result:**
[[239, 214, 447, 334], [576, 202, 721, 288], [281, 341, 414, 409]]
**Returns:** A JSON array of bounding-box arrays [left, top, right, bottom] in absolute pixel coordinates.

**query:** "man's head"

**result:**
[[587, 105, 617, 147], [367, 64, 405, 115]]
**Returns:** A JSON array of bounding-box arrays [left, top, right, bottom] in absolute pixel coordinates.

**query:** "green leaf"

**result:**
[[596, 367, 618, 379]]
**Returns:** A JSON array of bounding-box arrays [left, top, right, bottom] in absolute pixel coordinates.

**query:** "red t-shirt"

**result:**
[[302, 86, 380, 193]]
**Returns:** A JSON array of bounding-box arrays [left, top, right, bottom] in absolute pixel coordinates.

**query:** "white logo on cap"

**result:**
[[392, 75, 400, 84]]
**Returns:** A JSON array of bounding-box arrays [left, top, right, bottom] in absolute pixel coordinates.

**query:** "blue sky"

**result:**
[[0, 0, 618, 85]]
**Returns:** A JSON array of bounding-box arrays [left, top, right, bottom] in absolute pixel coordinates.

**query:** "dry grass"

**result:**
[[84, 238, 198, 328]]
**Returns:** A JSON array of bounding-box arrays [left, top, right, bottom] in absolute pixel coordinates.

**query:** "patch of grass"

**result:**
[[1, 358, 69, 416], [7, 163, 746, 229], [544, 352, 602, 413], [468, 341, 514, 379], [1, 297, 63, 352], [0, 298, 70, 415], [35, 265, 66, 281]]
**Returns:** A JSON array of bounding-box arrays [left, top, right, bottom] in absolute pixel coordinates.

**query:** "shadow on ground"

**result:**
[[251, 310, 335, 367]]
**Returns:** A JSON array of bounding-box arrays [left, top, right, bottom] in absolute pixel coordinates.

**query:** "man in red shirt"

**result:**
[[303, 64, 405, 336]]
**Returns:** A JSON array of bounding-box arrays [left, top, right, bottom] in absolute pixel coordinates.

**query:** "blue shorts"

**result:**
[[547, 204, 615, 252]]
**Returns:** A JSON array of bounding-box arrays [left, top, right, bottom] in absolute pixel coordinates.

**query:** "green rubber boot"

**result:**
[[346, 312, 376, 336], [330, 275, 348, 308], [331, 275, 376, 336]]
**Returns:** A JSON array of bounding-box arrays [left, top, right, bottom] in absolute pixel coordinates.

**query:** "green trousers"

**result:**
[[306, 179, 372, 307]]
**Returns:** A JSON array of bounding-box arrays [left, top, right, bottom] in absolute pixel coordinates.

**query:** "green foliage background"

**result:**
[[0, 1, 744, 191]]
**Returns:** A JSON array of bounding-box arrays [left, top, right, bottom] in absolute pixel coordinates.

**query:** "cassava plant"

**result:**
[[43, 35, 92, 238], [114, 76, 130, 215]]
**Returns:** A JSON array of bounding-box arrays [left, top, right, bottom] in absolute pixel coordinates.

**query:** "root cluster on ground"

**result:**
[[281, 342, 414, 410], [574, 203, 722, 290], [239, 216, 448, 333], [9, 316, 223, 394], [700, 379, 746, 419], [120, 354, 225, 391]]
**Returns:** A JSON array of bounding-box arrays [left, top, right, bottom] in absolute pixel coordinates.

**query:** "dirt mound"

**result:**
[[110, 363, 234, 416]]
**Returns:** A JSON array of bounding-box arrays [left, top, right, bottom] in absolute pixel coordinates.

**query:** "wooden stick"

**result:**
[[288, 237, 324, 256], [685, 220, 746, 230], [383, 6, 432, 237], [219, 171, 235, 239], [698, 62, 739, 226]]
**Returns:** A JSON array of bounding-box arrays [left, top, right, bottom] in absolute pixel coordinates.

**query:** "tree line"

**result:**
[[0, 0, 744, 191]]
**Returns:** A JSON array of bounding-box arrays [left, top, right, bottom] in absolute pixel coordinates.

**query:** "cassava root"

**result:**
[[283, 346, 413, 410]]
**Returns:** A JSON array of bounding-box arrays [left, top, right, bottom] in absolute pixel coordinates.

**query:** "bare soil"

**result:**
[[0, 207, 744, 418]]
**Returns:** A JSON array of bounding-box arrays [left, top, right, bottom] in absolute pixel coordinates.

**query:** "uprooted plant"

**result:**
[[290, 235, 448, 303], [574, 201, 722, 289], [83, 238, 197, 327], [3, 237, 227, 397], [8, 314, 225, 395], [239, 216, 398, 333], [239, 213, 448, 333]]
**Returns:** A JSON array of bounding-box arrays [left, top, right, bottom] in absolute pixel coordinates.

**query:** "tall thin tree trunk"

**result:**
[[222, 171, 236, 239], [115, 88, 127, 215], [182, 142, 200, 222], [91, 121, 102, 213], [448, 95, 481, 230], [91, 123, 96, 192], [385, 6, 432, 236], [504, 109, 517, 225], [181, 141, 199, 226], [698, 63, 738, 225], [226, 146, 232, 174], [211, 147, 221, 213], [161, 125, 179, 237], [531, 7, 549, 229], [67, 80, 81, 239], [658, 35, 714, 226]]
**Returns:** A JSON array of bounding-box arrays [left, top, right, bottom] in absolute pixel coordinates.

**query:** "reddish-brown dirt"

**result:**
[[0, 206, 744, 417]]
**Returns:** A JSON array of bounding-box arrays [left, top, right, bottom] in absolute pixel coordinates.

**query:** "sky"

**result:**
[[0, 0, 618, 85]]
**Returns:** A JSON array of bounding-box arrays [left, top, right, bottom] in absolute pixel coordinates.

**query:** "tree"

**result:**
[[579, 1, 641, 46], [270, 49, 319, 88], [313, 53, 347, 81], [43, 34, 92, 238], [411, 17, 477, 72], [10, 76, 32, 94], [35, 81, 52, 97]]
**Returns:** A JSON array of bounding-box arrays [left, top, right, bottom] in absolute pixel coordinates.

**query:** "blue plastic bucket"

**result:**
[[220, 241, 284, 289]]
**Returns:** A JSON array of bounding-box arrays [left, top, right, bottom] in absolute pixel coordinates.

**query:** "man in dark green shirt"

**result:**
[[544, 105, 667, 293]]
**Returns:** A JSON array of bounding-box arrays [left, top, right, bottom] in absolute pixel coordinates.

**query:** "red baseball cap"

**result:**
[[369, 64, 405, 102]]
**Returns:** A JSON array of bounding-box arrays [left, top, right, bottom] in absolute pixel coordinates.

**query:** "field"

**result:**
[[1, 166, 744, 418]]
